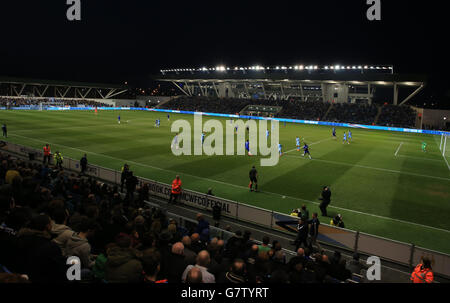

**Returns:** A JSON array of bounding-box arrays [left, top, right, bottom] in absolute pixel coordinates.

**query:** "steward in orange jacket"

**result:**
[[169, 175, 182, 204], [410, 259, 434, 283], [43, 144, 51, 165]]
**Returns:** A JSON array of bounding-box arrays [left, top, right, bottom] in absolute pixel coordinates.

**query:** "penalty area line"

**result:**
[[394, 142, 403, 157]]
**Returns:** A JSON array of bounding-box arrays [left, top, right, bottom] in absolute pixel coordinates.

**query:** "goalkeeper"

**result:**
[[422, 141, 427, 152]]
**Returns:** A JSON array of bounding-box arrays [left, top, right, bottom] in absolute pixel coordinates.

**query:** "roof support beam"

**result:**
[[172, 81, 190, 96], [106, 89, 128, 99], [212, 82, 219, 97], [399, 84, 425, 106], [393, 83, 399, 105]]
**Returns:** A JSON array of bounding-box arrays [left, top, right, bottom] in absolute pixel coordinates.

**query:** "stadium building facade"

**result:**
[[157, 65, 426, 106]]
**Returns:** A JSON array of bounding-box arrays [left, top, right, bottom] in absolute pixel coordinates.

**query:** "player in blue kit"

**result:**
[[348, 130, 352, 142], [296, 136, 301, 151], [167, 114, 170, 122], [266, 129, 270, 139], [332, 128, 336, 139], [302, 143, 312, 159], [343, 132, 348, 144], [245, 139, 252, 156], [278, 143, 283, 156], [118, 115, 121, 124], [201, 132, 205, 145]]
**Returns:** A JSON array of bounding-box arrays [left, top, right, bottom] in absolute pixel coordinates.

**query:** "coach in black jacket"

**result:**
[[319, 186, 331, 217]]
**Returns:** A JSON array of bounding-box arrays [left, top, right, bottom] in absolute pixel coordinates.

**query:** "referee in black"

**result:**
[[2, 124, 6, 138], [249, 166, 258, 192]]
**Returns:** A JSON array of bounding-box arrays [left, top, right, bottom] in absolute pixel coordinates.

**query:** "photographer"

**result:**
[[330, 214, 345, 228], [319, 186, 331, 217]]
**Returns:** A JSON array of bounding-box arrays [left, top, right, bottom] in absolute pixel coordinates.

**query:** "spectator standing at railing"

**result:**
[[294, 218, 309, 251], [120, 164, 130, 192], [411, 258, 434, 283], [2, 124, 6, 138], [125, 171, 138, 203], [80, 154, 88, 174], [308, 212, 321, 250]]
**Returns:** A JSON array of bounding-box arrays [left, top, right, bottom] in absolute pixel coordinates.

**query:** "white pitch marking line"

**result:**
[[394, 142, 403, 157], [6, 133, 450, 234], [285, 137, 333, 154], [284, 153, 450, 182], [433, 135, 450, 172], [397, 155, 443, 162]]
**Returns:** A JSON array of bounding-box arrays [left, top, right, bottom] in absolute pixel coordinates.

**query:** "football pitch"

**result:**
[[1, 110, 450, 254]]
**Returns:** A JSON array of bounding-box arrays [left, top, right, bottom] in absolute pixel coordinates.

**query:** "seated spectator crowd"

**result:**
[[378, 104, 416, 128], [327, 103, 378, 125], [0, 151, 368, 283], [0, 97, 109, 108], [160, 96, 416, 128]]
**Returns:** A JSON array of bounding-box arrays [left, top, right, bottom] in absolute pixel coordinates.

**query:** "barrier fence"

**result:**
[[3, 105, 450, 136], [1, 141, 449, 278]]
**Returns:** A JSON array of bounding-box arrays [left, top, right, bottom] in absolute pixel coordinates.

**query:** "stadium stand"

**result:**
[[326, 103, 379, 125], [160, 96, 417, 127], [0, 97, 110, 107], [377, 104, 417, 128], [0, 151, 371, 283]]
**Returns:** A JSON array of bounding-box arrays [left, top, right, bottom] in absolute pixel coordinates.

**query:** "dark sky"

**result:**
[[0, 0, 448, 107]]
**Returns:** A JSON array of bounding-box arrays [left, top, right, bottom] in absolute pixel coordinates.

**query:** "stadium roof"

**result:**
[[155, 65, 426, 105], [156, 65, 426, 87], [0, 77, 129, 99], [0, 77, 127, 89]]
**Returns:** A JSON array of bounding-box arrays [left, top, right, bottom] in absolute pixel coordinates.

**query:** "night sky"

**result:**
[[0, 1, 448, 108]]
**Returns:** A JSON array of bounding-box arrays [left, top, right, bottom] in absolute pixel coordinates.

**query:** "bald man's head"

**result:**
[[186, 267, 202, 283], [297, 248, 304, 257], [172, 242, 184, 255], [196, 250, 211, 267], [217, 239, 224, 248], [182, 235, 191, 246], [231, 259, 246, 276], [191, 233, 200, 242]]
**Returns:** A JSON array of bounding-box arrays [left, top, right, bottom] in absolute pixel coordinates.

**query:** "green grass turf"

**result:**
[[1, 110, 450, 253]]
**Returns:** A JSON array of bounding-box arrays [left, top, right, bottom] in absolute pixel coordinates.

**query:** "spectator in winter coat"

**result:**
[[13, 214, 67, 282], [65, 218, 98, 269], [104, 233, 143, 283], [50, 208, 74, 255]]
